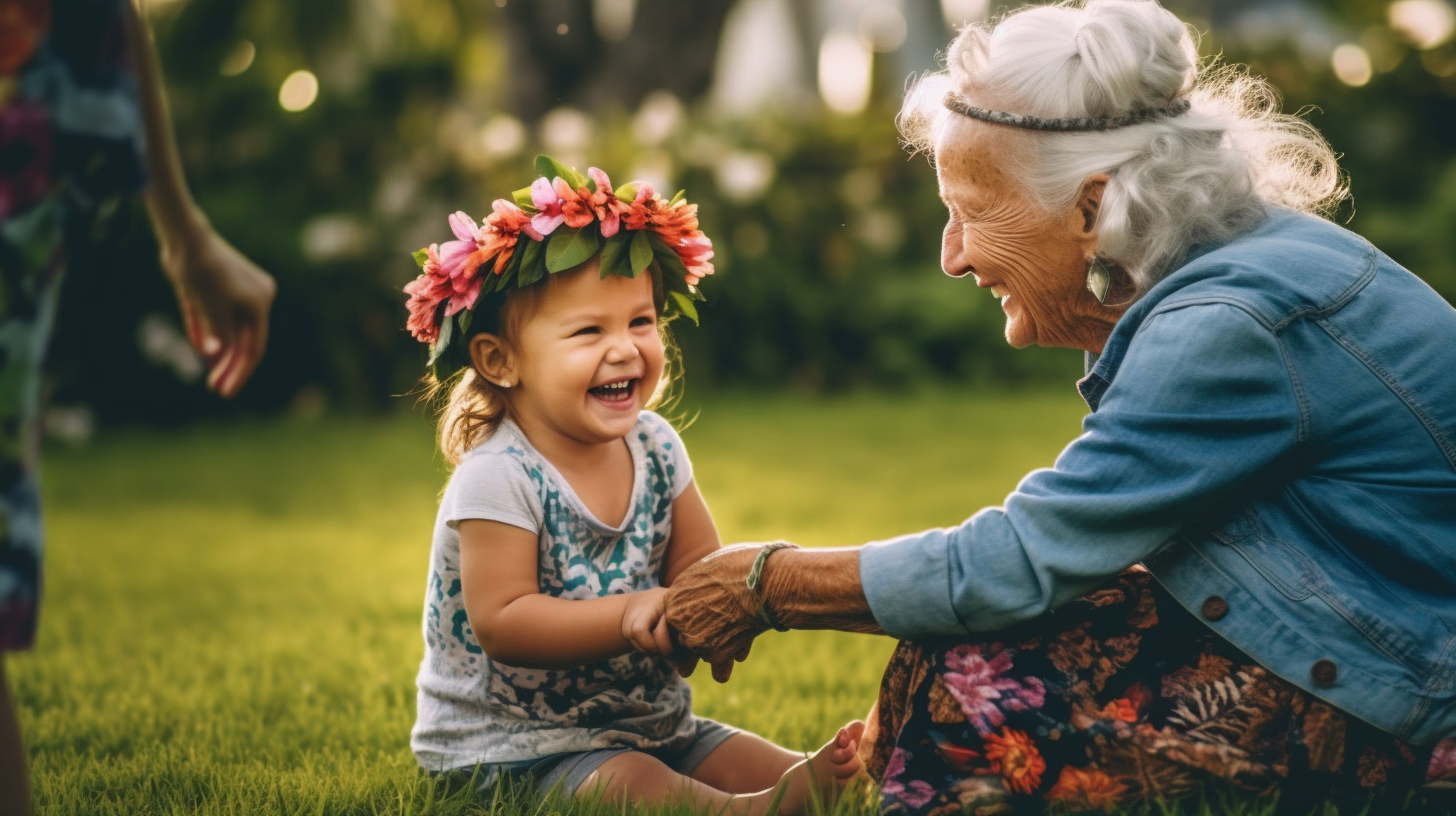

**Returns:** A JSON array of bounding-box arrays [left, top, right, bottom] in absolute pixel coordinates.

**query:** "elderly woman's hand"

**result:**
[[666, 542, 885, 683], [665, 543, 782, 682]]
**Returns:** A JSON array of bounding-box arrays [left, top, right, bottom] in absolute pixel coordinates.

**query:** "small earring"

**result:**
[[497, 380, 513, 389], [1086, 257, 1111, 305]]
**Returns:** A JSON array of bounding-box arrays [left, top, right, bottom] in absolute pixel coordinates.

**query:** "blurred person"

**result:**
[[664, 1, 1456, 813], [0, 1, 275, 812], [403, 157, 862, 813]]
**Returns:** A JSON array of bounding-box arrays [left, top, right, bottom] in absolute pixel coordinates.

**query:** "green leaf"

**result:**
[[628, 230, 653, 277], [412, 248, 430, 269], [598, 233, 634, 279], [521, 237, 547, 285], [512, 186, 535, 210], [668, 290, 699, 325], [615, 182, 638, 202], [456, 308, 473, 336], [667, 189, 686, 207], [534, 155, 588, 191], [429, 306, 455, 365], [545, 227, 601, 273]]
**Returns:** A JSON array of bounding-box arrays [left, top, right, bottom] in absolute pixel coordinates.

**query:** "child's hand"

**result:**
[[621, 588, 673, 656]]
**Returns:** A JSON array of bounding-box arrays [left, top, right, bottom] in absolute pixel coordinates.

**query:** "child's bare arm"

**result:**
[[460, 519, 647, 668], [660, 481, 722, 586]]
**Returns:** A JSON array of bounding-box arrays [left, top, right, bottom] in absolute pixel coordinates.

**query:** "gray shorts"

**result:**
[[444, 717, 740, 800]]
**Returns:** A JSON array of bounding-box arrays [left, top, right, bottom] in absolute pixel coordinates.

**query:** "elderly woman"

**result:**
[[665, 0, 1456, 813]]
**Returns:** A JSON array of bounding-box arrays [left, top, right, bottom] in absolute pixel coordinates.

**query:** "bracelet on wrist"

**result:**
[[745, 542, 796, 632]]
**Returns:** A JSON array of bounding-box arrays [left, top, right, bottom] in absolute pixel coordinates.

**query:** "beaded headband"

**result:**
[[943, 92, 1191, 132], [404, 155, 714, 377]]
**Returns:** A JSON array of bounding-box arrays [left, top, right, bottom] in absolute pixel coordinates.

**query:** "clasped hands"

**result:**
[[623, 544, 786, 683]]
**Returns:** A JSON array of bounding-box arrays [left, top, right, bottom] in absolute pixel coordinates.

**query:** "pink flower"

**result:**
[[403, 245, 453, 344], [585, 167, 629, 237], [1427, 738, 1456, 783], [622, 184, 658, 231], [942, 643, 1046, 735], [527, 177, 563, 239], [676, 234, 715, 286], [881, 749, 937, 808], [555, 177, 595, 229]]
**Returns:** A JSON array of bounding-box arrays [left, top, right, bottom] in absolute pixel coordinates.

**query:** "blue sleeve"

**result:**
[[860, 304, 1303, 637]]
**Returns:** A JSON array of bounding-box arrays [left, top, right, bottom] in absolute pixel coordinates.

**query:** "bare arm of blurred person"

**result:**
[[125, 0, 276, 397]]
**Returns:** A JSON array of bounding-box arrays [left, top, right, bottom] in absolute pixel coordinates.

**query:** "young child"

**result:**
[[404, 156, 863, 814]]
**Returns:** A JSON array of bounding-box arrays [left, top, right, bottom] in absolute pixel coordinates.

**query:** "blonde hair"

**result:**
[[424, 262, 681, 466], [899, 0, 1344, 294]]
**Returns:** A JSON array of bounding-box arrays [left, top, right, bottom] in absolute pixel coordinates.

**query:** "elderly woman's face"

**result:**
[[934, 125, 1112, 352]]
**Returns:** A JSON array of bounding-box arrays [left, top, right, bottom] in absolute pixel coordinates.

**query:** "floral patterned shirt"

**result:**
[[411, 411, 697, 772]]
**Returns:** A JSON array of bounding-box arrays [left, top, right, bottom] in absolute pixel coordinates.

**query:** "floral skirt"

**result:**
[[863, 569, 1455, 815]]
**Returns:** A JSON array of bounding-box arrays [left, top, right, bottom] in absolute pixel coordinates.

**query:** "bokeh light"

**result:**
[[278, 70, 319, 111], [819, 30, 872, 115], [859, 3, 908, 53], [478, 114, 526, 159], [219, 40, 255, 76], [1389, 0, 1456, 50], [940, 0, 990, 27], [1332, 43, 1374, 86]]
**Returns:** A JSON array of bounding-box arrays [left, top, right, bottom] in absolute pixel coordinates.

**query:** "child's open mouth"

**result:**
[[589, 379, 636, 403]]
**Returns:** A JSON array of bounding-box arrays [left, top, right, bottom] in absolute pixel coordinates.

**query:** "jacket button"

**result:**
[[1200, 596, 1229, 621], [1311, 659, 1338, 686]]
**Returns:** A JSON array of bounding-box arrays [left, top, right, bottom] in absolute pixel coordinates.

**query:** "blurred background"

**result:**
[[47, 0, 1456, 435]]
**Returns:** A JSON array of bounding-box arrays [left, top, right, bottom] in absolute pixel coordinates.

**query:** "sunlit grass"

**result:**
[[12, 387, 1407, 814]]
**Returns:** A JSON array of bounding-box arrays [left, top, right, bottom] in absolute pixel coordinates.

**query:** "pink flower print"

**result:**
[[942, 643, 1046, 735], [881, 748, 937, 809], [527, 176, 563, 239], [0, 98, 52, 220], [1427, 738, 1456, 783]]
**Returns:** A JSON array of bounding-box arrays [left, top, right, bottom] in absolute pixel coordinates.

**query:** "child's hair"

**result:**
[[403, 156, 713, 464]]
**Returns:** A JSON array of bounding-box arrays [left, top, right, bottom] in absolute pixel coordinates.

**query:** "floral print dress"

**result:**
[[0, 0, 147, 651], [865, 569, 1456, 815]]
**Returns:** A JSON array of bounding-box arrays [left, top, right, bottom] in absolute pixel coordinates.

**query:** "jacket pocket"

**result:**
[[1211, 508, 1316, 601]]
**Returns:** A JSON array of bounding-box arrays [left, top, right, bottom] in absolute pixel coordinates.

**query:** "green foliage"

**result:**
[[45, 0, 1456, 424]]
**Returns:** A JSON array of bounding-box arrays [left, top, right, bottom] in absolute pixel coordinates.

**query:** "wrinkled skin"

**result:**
[[666, 544, 882, 682], [665, 544, 775, 682], [935, 115, 1124, 354]]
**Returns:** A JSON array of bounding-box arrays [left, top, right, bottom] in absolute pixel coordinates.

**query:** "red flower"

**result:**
[[1047, 766, 1127, 811], [983, 727, 1046, 795]]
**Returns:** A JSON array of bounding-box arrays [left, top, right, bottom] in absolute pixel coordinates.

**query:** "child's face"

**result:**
[[506, 260, 665, 452]]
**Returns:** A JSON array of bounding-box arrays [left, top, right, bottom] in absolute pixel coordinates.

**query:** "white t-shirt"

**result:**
[[411, 411, 698, 772]]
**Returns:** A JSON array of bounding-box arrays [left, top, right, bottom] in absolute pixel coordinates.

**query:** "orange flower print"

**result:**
[[983, 727, 1046, 794], [0, 0, 51, 76], [1357, 745, 1395, 788], [1098, 683, 1151, 723], [1047, 766, 1127, 811]]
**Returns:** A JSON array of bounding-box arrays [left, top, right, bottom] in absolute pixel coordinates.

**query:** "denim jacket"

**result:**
[[860, 207, 1456, 745]]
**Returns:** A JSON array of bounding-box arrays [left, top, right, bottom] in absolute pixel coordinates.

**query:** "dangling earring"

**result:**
[[1086, 257, 1111, 305]]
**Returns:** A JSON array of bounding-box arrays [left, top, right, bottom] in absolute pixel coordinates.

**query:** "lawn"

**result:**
[[8, 386, 1292, 815]]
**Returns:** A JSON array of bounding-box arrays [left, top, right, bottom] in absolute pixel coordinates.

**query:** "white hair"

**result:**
[[899, 0, 1344, 295]]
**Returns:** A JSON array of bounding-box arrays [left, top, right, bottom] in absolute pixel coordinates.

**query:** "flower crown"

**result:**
[[404, 155, 714, 376]]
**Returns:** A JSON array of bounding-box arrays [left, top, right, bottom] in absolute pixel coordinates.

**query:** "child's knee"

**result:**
[[579, 751, 676, 801]]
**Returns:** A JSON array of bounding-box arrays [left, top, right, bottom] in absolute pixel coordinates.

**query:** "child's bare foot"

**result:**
[[753, 720, 865, 816]]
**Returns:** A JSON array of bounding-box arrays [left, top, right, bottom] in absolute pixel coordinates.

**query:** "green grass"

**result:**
[[5, 387, 1360, 815]]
